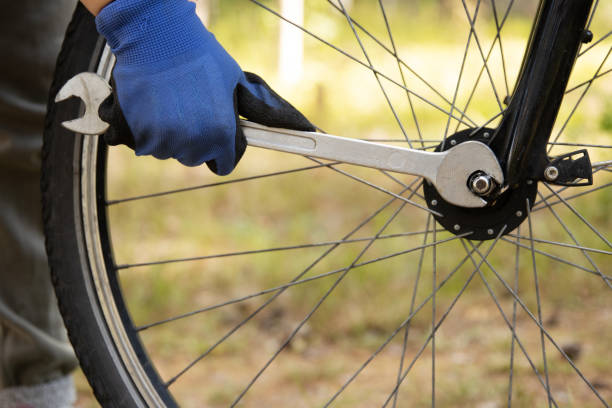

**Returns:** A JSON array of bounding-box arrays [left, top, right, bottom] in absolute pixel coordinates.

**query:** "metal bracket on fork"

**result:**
[[55, 72, 504, 209], [489, 0, 595, 187]]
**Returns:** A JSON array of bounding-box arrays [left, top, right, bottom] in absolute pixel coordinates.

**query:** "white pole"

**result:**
[[194, 0, 211, 26], [279, 0, 304, 84]]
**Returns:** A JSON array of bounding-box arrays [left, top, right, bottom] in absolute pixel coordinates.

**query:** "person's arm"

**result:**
[[80, 0, 113, 16]]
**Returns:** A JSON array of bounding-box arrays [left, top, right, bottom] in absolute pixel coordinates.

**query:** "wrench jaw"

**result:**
[[59, 116, 110, 136], [54, 72, 112, 136], [434, 141, 504, 209], [423, 127, 536, 241]]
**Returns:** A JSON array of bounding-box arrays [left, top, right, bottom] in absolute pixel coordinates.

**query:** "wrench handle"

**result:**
[[241, 120, 443, 181]]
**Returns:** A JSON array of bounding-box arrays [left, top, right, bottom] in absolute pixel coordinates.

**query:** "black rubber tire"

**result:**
[[42, 4, 175, 407]]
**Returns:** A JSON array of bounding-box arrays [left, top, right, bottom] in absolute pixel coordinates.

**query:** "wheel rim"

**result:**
[[81, 45, 170, 407], [82, 2, 611, 406]]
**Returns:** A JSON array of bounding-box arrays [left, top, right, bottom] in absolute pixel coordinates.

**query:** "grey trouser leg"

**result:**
[[0, 0, 79, 387]]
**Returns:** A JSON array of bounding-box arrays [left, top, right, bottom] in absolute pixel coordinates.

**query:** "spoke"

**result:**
[[460, 0, 504, 112], [549, 46, 611, 150], [432, 225, 437, 406], [506, 234, 612, 256], [593, 160, 612, 169], [565, 67, 612, 94], [119, 230, 444, 271], [585, 0, 600, 32], [547, 141, 612, 148], [351, 234, 469, 274], [491, 0, 512, 96], [508, 228, 520, 408], [379, 170, 427, 200], [500, 237, 608, 279], [148, 225, 464, 336], [526, 200, 553, 407], [473, 108, 507, 141], [466, 241, 611, 407], [357, 140, 597, 150], [324, 241, 485, 408], [162, 180, 419, 384], [360, 138, 439, 144], [229, 177, 434, 406], [106, 162, 339, 206], [454, 0, 515, 133], [578, 30, 611, 58], [532, 182, 612, 212], [443, 0, 481, 149], [308, 158, 441, 217], [336, 0, 412, 147], [392, 215, 431, 408], [164, 192, 467, 392], [377, 0, 424, 147], [535, 191, 612, 288], [382, 230, 506, 407], [542, 183, 612, 248], [325, 0, 457, 112], [248, 0, 478, 128], [460, 238, 560, 408]]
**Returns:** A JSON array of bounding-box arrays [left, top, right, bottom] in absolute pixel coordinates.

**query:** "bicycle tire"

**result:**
[[43, 2, 611, 407], [42, 4, 176, 407]]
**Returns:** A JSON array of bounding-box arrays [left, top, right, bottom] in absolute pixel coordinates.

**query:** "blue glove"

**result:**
[[95, 0, 314, 175]]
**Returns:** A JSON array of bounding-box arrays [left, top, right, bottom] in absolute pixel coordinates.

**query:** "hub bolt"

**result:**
[[469, 173, 494, 196], [544, 166, 559, 181]]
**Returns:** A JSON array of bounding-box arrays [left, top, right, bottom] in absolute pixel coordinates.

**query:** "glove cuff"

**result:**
[[96, 0, 210, 66]]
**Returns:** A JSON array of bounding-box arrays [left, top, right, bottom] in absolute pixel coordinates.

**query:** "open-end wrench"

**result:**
[[55, 72, 113, 135], [55, 72, 503, 208]]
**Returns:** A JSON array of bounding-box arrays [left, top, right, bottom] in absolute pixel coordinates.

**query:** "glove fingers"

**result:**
[[237, 72, 316, 132], [98, 72, 309, 176], [206, 86, 248, 175], [98, 76, 136, 149]]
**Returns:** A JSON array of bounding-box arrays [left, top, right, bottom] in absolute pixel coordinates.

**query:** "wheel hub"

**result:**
[[423, 128, 538, 241]]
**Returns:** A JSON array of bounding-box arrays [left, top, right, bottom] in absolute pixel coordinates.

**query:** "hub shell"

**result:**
[[423, 128, 537, 241]]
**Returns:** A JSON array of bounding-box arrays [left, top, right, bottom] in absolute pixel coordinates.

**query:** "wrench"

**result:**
[[55, 72, 503, 208], [55, 72, 112, 135]]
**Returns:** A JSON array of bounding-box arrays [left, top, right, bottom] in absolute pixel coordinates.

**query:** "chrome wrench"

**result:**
[[56, 72, 503, 208]]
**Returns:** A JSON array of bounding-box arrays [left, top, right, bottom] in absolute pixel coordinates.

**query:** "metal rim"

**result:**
[[79, 44, 169, 407]]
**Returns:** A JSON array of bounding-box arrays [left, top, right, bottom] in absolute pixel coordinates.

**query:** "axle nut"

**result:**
[[469, 173, 494, 196], [544, 166, 559, 182]]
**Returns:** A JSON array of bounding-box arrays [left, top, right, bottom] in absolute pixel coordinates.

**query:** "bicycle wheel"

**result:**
[[43, 1, 611, 407]]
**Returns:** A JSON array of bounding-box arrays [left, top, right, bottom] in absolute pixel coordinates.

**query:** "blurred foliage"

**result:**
[[601, 102, 612, 131]]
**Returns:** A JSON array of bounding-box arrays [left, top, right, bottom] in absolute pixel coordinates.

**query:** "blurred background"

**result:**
[[75, 0, 610, 406]]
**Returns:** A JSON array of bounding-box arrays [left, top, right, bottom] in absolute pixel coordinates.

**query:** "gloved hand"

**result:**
[[95, 0, 315, 175]]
